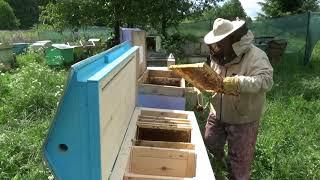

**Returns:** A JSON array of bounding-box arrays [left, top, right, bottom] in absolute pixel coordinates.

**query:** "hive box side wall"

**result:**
[[43, 42, 135, 180], [129, 146, 196, 177], [137, 68, 186, 110], [97, 49, 139, 179], [43, 73, 91, 180], [110, 107, 215, 180], [189, 111, 215, 179], [120, 28, 146, 78]]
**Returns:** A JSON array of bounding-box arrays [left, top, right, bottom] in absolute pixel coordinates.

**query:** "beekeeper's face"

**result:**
[[209, 35, 234, 65]]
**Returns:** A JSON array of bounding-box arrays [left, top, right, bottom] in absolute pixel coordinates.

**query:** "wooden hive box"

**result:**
[[138, 66, 186, 110], [120, 28, 187, 110], [43, 42, 215, 179]]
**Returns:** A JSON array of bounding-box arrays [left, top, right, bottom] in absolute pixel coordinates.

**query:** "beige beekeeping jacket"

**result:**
[[209, 30, 273, 124]]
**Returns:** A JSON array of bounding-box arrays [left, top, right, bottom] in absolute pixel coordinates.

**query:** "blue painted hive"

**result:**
[[42, 41, 214, 180], [43, 42, 139, 180]]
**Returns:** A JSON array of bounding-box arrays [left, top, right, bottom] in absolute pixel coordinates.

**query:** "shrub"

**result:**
[[161, 33, 186, 64], [0, 0, 19, 30]]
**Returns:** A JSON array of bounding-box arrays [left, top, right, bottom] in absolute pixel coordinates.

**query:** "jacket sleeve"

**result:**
[[237, 54, 273, 93]]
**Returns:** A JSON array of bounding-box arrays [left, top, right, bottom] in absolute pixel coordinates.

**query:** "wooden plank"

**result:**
[[140, 110, 188, 119], [124, 173, 193, 180], [110, 107, 215, 180], [109, 108, 141, 180], [148, 69, 180, 78], [186, 150, 196, 177], [133, 140, 195, 150], [139, 84, 185, 97], [137, 69, 149, 84], [148, 77, 182, 87], [138, 115, 189, 122], [99, 55, 137, 180], [130, 146, 193, 159], [137, 107, 216, 179], [129, 146, 196, 177], [138, 118, 191, 125], [137, 119, 191, 126], [188, 111, 215, 179], [132, 30, 147, 78], [136, 122, 192, 130]]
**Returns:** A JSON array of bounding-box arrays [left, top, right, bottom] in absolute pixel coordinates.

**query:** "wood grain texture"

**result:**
[[124, 172, 193, 180], [148, 77, 181, 87], [138, 68, 186, 97], [99, 57, 137, 180], [140, 110, 188, 119], [129, 146, 196, 177], [133, 140, 195, 150], [110, 107, 215, 180]]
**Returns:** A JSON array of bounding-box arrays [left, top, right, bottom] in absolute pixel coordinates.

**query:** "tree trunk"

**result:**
[[114, 20, 120, 46]]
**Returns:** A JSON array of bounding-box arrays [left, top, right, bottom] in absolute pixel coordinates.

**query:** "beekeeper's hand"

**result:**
[[223, 76, 240, 95]]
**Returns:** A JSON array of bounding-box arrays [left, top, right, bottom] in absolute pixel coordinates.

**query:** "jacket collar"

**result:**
[[224, 30, 254, 67]]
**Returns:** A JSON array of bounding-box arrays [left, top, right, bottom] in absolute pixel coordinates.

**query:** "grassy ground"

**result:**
[[0, 26, 111, 43], [0, 46, 320, 179], [0, 53, 67, 179], [251, 51, 320, 179]]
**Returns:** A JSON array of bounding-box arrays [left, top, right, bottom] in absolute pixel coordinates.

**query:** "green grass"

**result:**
[[251, 51, 320, 179], [0, 26, 111, 43], [0, 53, 67, 179], [1, 43, 320, 179]]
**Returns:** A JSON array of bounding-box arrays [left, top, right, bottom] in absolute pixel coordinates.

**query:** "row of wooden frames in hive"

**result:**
[[43, 29, 215, 179]]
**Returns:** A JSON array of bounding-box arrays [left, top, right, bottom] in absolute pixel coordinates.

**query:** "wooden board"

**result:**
[[132, 30, 147, 78], [137, 68, 186, 97], [169, 62, 225, 93], [148, 77, 181, 86], [138, 116, 191, 124], [129, 146, 196, 177], [148, 69, 180, 79], [109, 107, 215, 180], [133, 140, 195, 150], [99, 56, 137, 180], [140, 110, 188, 119], [124, 172, 193, 180]]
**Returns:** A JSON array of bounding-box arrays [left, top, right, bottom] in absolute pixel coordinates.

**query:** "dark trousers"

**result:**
[[204, 113, 259, 180]]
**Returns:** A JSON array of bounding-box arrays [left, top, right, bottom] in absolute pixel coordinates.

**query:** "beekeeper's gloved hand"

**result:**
[[223, 76, 240, 95]]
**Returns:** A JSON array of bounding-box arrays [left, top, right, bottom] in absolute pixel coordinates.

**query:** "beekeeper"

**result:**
[[203, 18, 273, 180]]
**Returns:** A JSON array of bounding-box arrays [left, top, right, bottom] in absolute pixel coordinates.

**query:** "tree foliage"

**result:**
[[39, 0, 95, 32], [5, 0, 39, 29], [146, 0, 192, 36], [0, 0, 19, 30], [203, 0, 248, 21], [258, 0, 320, 18], [40, 0, 193, 43]]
